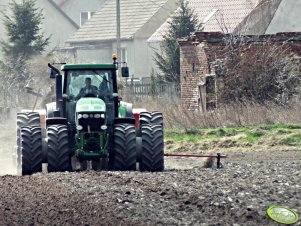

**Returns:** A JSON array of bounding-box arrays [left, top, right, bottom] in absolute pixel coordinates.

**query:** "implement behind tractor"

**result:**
[[16, 55, 164, 175]]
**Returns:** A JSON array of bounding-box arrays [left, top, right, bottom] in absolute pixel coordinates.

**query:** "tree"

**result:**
[[0, 0, 50, 107], [214, 35, 301, 105], [1, 0, 50, 59], [155, 0, 201, 83]]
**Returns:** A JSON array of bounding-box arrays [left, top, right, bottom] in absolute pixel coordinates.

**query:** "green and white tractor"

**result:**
[[16, 56, 164, 175]]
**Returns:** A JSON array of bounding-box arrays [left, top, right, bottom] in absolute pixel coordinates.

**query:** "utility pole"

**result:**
[[116, 0, 121, 76]]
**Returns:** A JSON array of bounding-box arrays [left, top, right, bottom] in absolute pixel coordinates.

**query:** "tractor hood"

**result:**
[[76, 98, 106, 113]]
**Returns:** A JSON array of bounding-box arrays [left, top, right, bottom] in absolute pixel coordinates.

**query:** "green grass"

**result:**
[[281, 134, 301, 146], [165, 123, 301, 147]]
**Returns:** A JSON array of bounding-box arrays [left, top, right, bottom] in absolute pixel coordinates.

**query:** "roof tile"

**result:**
[[148, 0, 261, 42], [67, 0, 170, 43]]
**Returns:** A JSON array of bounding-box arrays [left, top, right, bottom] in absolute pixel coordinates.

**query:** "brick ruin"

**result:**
[[178, 32, 301, 111]]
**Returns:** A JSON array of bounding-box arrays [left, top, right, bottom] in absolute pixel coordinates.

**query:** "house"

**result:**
[[0, 0, 78, 58], [51, 0, 106, 27], [179, 32, 301, 111], [147, 0, 262, 75], [63, 0, 178, 77], [178, 0, 301, 111], [235, 0, 301, 35]]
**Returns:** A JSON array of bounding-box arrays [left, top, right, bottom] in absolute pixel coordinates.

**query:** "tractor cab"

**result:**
[[61, 65, 118, 128], [63, 66, 114, 101]]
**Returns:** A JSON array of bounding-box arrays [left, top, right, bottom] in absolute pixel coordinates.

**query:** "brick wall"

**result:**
[[179, 32, 301, 111]]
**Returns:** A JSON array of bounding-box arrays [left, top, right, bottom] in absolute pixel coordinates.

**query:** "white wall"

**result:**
[[61, 0, 106, 26], [0, 0, 78, 59], [75, 46, 113, 64], [0, 0, 12, 51], [36, 0, 78, 52], [266, 0, 301, 34], [147, 41, 162, 76]]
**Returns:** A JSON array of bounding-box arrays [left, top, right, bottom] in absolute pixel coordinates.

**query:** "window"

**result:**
[[66, 69, 113, 98], [80, 11, 96, 27]]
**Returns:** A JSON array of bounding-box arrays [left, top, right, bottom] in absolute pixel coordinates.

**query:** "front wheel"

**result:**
[[47, 125, 71, 173], [111, 124, 137, 171]]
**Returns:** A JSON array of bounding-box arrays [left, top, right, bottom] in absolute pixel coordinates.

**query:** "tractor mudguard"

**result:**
[[119, 101, 133, 118], [114, 117, 136, 125], [46, 102, 60, 118], [46, 117, 68, 127]]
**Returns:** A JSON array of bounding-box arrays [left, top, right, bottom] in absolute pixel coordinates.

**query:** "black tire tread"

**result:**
[[21, 126, 43, 175], [113, 124, 136, 171], [47, 125, 71, 173], [140, 111, 163, 125], [16, 112, 41, 167], [140, 124, 164, 172]]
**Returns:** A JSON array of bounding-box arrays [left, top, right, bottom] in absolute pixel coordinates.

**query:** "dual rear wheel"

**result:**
[[108, 111, 164, 172], [18, 111, 164, 174]]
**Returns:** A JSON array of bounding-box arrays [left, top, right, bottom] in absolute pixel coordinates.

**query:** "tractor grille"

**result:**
[[78, 117, 105, 132]]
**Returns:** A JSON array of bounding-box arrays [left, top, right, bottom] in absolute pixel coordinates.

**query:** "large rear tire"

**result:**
[[16, 112, 40, 170], [139, 111, 163, 125], [140, 124, 164, 172], [20, 126, 43, 175], [112, 124, 136, 171], [47, 125, 71, 173]]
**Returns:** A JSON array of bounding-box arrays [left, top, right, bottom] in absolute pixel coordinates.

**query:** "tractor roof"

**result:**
[[61, 64, 116, 71]]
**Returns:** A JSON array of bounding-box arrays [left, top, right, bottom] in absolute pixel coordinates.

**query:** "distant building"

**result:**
[[0, 0, 78, 58], [51, 0, 106, 27], [63, 0, 178, 78], [178, 0, 301, 111], [179, 32, 301, 111], [147, 0, 262, 76], [235, 0, 301, 35]]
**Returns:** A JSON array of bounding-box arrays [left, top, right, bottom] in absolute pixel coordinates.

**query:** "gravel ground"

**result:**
[[0, 150, 300, 225]]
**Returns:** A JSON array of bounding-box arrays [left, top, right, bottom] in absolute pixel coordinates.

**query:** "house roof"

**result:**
[[66, 0, 173, 44], [47, 0, 79, 29], [265, 0, 301, 34], [233, 0, 301, 35], [148, 0, 261, 43], [233, 0, 282, 35]]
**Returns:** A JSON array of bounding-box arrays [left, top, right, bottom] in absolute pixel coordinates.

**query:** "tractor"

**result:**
[[16, 55, 164, 175]]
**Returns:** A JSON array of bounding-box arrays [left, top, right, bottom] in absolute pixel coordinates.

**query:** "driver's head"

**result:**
[[85, 77, 92, 86]]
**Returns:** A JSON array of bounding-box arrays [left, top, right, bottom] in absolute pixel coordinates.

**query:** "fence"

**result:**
[[120, 82, 181, 102]]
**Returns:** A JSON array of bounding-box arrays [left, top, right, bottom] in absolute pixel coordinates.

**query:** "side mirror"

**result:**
[[48, 63, 60, 79], [121, 66, 129, 77]]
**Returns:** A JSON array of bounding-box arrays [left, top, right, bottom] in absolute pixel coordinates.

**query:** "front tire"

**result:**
[[47, 125, 71, 173], [20, 126, 43, 175], [140, 124, 164, 172], [112, 124, 136, 171]]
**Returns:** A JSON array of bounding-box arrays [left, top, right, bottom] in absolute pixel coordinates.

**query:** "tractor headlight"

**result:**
[[83, 114, 89, 119], [101, 114, 105, 118], [94, 114, 101, 118], [76, 125, 83, 130], [101, 125, 107, 130], [78, 114, 83, 119]]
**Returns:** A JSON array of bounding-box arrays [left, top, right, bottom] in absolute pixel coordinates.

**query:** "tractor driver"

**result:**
[[75, 77, 98, 100]]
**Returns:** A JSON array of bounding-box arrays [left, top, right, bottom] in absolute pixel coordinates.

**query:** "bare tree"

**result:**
[[214, 35, 301, 105]]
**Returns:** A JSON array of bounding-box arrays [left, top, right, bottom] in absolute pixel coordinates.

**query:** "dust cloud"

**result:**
[[0, 109, 18, 176]]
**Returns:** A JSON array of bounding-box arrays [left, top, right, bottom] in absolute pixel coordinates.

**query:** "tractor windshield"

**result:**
[[66, 69, 113, 99]]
